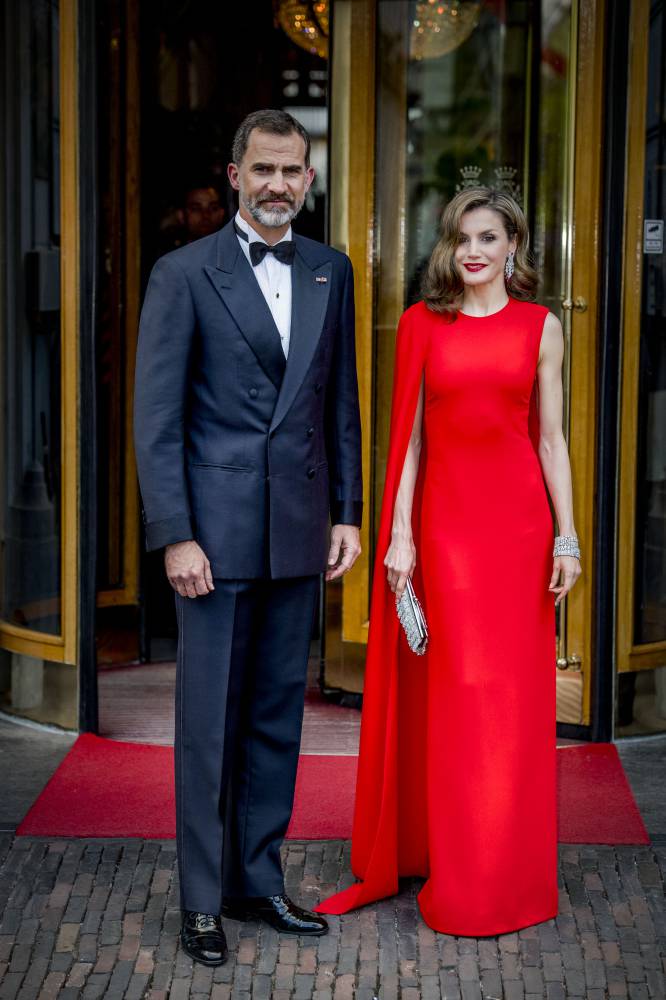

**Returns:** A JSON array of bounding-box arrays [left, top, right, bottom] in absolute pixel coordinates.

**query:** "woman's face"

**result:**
[[453, 207, 517, 289]]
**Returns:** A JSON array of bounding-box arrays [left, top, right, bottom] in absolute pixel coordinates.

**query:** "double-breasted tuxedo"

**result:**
[[133, 219, 362, 913], [134, 220, 362, 577]]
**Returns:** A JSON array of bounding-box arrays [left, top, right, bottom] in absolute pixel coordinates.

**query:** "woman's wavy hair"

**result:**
[[421, 187, 538, 316]]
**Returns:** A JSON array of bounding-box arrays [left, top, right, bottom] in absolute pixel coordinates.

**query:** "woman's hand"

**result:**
[[384, 534, 416, 599], [549, 555, 581, 606]]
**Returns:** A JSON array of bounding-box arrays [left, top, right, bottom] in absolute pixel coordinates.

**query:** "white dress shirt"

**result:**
[[235, 211, 292, 358]]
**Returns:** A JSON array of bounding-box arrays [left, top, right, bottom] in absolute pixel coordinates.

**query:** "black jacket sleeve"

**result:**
[[133, 254, 196, 550], [324, 256, 363, 527]]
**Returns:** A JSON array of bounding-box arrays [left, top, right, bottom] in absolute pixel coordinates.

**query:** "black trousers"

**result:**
[[174, 575, 319, 913]]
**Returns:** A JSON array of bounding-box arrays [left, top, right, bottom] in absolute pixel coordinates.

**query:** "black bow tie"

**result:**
[[249, 241, 296, 266], [234, 221, 296, 266]]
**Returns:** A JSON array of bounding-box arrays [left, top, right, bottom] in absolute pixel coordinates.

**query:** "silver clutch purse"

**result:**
[[395, 578, 429, 655]]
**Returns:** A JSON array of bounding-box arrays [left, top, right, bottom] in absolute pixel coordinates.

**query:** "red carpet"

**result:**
[[17, 736, 649, 844]]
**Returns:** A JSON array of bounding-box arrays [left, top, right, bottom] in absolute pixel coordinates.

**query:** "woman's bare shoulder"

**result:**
[[542, 310, 564, 339]]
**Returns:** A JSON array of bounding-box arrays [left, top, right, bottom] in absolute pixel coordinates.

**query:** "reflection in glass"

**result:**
[[616, 668, 666, 737], [1, 651, 77, 731], [623, 0, 666, 737], [634, 0, 666, 650], [0, 0, 62, 635]]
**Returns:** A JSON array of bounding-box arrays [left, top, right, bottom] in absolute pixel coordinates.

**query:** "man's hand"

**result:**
[[165, 540, 214, 598], [326, 525, 361, 582]]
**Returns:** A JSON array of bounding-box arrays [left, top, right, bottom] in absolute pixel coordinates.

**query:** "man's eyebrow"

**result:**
[[250, 161, 304, 171]]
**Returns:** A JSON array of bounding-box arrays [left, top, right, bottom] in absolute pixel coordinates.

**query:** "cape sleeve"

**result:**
[[317, 304, 430, 915]]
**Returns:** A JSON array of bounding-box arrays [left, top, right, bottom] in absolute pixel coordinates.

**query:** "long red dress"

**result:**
[[317, 297, 558, 935]]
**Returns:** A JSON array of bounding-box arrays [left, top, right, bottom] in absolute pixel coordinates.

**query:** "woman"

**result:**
[[317, 187, 581, 936]]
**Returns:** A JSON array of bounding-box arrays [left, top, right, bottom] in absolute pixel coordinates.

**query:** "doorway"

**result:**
[[324, 0, 606, 736], [94, 0, 341, 747]]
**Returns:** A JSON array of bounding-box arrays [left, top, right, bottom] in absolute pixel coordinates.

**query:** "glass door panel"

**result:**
[[0, 0, 79, 727], [1, 0, 63, 638], [617, 0, 666, 736], [374, 0, 583, 723]]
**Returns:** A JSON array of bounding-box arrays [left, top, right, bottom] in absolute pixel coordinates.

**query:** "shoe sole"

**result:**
[[221, 909, 328, 936]]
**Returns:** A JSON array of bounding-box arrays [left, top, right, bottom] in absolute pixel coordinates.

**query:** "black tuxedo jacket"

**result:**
[[133, 220, 363, 578]]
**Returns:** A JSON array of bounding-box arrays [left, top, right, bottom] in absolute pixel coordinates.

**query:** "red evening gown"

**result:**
[[317, 297, 558, 936]]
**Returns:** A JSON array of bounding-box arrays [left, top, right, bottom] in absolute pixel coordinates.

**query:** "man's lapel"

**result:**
[[203, 222, 286, 390], [270, 240, 332, 433]]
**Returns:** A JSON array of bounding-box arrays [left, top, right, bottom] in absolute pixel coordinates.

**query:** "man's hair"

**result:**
[[232, 109, 311, 168], [181, 179, 223, 206]]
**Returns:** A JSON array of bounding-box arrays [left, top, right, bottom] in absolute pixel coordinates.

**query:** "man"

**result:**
[[134, 109, 362, 967], [179, 181, 226, 242], [158, 181, 226, 255]]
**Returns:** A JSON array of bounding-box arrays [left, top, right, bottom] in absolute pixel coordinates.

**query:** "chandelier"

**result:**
[[411, 1, 483, 61], [275, 0, 329, 60]]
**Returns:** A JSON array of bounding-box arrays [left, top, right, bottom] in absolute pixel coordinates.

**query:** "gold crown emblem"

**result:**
[[455, 165, 484, 191], [493, 166, 522, 200], [454, 165, 523, 200]]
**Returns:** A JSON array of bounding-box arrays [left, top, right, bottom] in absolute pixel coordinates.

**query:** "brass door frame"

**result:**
[[616, 0, 665, 673], [0, 0, 80, 665], [96, 0, 141, 609], [565, 0, 606, 722], [371, 1, 409, 575], [328, 0, 376, 647]]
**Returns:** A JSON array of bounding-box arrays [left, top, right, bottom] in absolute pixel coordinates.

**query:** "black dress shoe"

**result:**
[[180, 911, 228, 966], [221, 894, 328, 936]]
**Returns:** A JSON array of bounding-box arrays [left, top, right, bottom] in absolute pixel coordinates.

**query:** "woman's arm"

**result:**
[[536, 312, 582, 605], [384, 375, 425, 598]]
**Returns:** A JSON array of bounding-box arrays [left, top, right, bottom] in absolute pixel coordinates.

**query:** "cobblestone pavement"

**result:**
[[0, 835, 664, 999]]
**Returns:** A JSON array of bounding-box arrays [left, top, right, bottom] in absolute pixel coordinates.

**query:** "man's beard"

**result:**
[[242, 190, 304, 228]]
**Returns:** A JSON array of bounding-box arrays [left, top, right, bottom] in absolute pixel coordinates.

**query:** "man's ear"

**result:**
[[176, 209, 185, 226], [227, 162, 241, 191], [304, 165, 316, 193]]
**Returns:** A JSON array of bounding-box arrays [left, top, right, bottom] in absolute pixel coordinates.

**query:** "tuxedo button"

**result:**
[[307, 468, 316, 479], [249, 388, 258, 399], [314, 383, 322, 394], [307, 427, 314, 438]]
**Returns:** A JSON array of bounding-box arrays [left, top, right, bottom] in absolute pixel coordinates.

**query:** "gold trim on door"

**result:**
[[616, 0, 665, 674], [0, 0, 80, 666], [564, 0, 606, 722], [328, 0, 376, 646]]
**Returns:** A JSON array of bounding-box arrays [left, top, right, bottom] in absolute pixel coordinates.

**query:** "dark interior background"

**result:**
[[95, 0, 330, 665]]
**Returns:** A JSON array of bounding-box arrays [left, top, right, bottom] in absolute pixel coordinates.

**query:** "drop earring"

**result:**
[[505, 252, 515, 281]]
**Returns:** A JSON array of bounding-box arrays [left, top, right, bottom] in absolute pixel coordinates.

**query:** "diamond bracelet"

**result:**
[[553, 535, 581, 559]]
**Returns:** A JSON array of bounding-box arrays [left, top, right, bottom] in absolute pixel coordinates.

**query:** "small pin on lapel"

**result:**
[[315, 275, 328, 283]]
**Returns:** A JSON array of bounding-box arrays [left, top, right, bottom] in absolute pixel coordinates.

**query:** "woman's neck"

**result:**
[[461, 279, 510, 317]]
